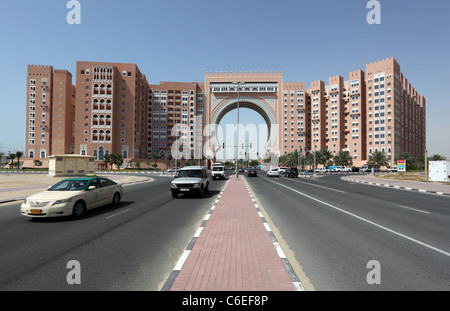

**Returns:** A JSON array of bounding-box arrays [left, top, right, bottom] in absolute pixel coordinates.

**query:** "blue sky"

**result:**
[[0, 0, 449, 159]]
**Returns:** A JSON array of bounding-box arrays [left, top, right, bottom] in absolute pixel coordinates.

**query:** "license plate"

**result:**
[[31, 209, 42, 215], [180, 189, 190, 192]]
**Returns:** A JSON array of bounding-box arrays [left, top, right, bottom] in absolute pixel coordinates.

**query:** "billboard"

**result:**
[[398, 159, 406, 172]]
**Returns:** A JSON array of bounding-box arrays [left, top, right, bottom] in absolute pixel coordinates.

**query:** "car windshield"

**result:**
[[48, 179, 88, 191], [213, 167, 224, 171], [177, 170, 202, 178]]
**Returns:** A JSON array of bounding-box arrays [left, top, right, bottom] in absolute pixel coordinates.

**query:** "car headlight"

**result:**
[[171, 183, 178, 189], [193, 183, 201, 188], [53, 198, 73, 205]]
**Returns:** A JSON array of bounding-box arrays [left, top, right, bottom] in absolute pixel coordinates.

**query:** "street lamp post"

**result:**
[[233, 81, 244, 180]]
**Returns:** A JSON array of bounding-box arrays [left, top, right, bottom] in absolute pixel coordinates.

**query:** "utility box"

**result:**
[[428, 161, 449, 182], [48, 155, 95, 177]]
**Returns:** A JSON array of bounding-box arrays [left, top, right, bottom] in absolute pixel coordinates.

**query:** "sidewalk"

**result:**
[[163, 177, 301, 291], [343, 174, 450, 196]]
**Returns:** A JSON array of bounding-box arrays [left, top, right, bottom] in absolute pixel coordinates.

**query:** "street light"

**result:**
[[233, 81, 245, 180]]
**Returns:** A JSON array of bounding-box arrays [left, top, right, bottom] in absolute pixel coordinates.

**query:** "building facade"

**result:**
[[24, 57, 426, 168], [25, 65, 75, 163]]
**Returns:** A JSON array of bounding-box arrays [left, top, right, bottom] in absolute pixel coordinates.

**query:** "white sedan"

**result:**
[[20, 175, 123, 218], [266, 168, 280, 177]]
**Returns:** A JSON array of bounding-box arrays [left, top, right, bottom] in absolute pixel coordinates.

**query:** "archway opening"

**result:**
[[216, 108, 269, 162]]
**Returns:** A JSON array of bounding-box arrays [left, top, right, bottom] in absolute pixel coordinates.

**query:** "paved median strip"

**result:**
[[243, 180, 305, 291], [161, 180, 229, 291]]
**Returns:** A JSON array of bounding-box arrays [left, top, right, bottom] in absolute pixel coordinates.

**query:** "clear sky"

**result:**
[[1, 0, 449, 159]]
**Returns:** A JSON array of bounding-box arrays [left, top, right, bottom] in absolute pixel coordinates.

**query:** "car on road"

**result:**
[[247, 167, 258, 177], [167, 167, 180, 173], [267, 168, 280, 177], [314, 167, 328, 173], [211, 165, 226, 180], [278, 167, 288, 175], [20, 175, 123, 218], [332, 166, 352, 172], [171, 166, 209, 198], [386, 166, 398, 172], [285, 167, 299, 178]]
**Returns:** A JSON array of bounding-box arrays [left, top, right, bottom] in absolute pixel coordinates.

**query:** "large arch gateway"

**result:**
[[204, 71, 284, 160]]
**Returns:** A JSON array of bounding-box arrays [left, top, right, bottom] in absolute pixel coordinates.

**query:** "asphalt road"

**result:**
[[0, 174, 227, 290], [1, 171, 448, 291], [245, 173, 450, 290]]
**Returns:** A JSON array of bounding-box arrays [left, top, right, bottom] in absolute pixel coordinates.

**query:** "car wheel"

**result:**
[[112, 192, 121, 206], [198, 186, 204, 198], [72, 201, 86, 218], [172, 191, 178, 198], [205, 183, 209, 193]]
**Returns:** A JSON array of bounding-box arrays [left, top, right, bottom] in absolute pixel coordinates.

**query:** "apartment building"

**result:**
[[365, 57, 426, 165], [74, 61, 149, 163], [147, 81, 205, 161], [23, 57, 426, 168], [25, 65, 75, 164]]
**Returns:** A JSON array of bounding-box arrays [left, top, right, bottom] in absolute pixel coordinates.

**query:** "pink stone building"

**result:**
[[23, 57, 426, 169]]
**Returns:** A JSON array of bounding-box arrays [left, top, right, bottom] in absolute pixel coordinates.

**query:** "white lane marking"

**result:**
[[287, 178, 346, 194], [266, 179, 450, 257], [398, 205, 430, 214], [105, 208, 130, 219]]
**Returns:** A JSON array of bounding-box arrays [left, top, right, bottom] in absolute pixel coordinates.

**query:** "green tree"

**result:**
[[429, 154, 447, 161], [103, 154, 112, 170], [7, 153, 16, 169], [317, 148, 332, 167], [110, 154, 124, 169], [249, 160, 259, 167], [368, 151, 389, 169], [334, 150, 353, 166], [145, 161, 151, 170], [151, 153, 160, 164], [15, 151, 23, 169]]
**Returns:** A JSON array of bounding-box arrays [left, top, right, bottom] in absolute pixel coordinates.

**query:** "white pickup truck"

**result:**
[[332, 166, 352, 172]]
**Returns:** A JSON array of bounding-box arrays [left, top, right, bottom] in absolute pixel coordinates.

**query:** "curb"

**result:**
[[344, 177, 450, 197]]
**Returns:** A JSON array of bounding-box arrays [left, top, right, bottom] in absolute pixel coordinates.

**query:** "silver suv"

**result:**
[[171, 166, 209, 198]]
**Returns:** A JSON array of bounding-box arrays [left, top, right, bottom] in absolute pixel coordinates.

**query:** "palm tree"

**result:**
[[429, 154, 447, 161], [151, 153, 160, 170], [317, 148, 332, 168], [15, 151, 23, 169], [7, 153, 16, 169], [369, 151, 389, 169], [334, 150, 352, 166]]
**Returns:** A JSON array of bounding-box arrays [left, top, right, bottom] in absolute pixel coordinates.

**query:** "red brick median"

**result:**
[[170, 178, 295, 291]]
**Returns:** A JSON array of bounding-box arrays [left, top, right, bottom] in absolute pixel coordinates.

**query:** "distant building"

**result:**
[[24, 57, 426, 168]]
